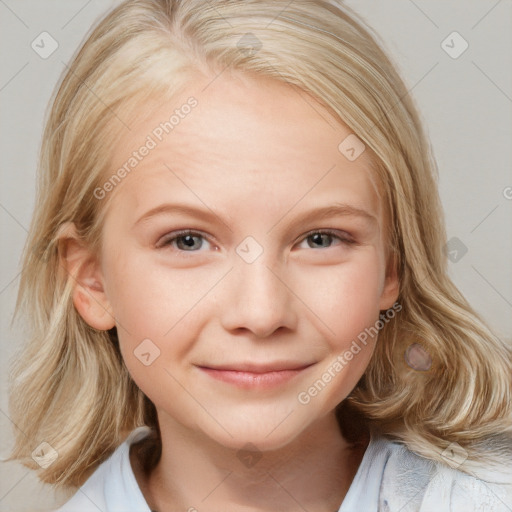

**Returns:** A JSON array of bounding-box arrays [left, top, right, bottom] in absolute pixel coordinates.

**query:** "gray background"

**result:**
[[1, 1, 511, 510]]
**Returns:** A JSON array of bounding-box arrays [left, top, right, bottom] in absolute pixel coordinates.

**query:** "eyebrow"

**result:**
[[132, 202, 377, 231]]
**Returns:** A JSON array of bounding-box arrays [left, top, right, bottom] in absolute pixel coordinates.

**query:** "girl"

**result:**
[[6, 0, 512, 510]]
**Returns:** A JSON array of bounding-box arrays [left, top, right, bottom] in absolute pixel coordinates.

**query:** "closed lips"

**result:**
[[197, 362, 315, 373]]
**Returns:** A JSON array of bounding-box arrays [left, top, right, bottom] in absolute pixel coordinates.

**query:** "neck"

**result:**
[[131, 412, 369, 512]]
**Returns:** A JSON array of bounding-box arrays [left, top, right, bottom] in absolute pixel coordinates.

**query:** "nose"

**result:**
[[219, 255, 298, 338]]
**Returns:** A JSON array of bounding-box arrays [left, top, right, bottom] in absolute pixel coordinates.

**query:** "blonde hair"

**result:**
[[6, 0, 512, 489]]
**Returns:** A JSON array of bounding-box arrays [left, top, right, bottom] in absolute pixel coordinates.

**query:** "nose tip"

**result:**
[[219, 259, 297, 338]]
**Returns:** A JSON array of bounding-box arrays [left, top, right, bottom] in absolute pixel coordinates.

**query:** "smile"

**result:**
[[197, 363, 315, 390]]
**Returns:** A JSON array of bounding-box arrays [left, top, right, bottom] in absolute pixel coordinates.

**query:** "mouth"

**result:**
[[196, 362, 315, 389]]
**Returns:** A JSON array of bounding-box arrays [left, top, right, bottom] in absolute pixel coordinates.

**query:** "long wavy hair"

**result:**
[[6, 0, 512, 489]]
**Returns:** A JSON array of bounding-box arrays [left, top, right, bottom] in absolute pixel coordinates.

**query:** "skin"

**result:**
[[63, 70, 399, 512]]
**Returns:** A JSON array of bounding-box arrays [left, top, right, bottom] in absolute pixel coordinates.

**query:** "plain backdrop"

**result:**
[[1, 1, 511, 510]]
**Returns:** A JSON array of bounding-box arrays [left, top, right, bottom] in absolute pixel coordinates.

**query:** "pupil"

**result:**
[[183, 235, 196, 248], [311, 233, 330, 248]]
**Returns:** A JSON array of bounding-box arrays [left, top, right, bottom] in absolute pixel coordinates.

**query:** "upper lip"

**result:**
[[198, 362, 315, 373]]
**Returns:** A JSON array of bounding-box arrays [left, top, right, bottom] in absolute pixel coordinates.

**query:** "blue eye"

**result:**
[[298, 229, 354, 249], [157, 228, 354, 255], [158, 230, 209, 252]]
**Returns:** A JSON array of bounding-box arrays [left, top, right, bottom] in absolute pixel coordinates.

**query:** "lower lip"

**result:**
[[198, 366, 312, 389]]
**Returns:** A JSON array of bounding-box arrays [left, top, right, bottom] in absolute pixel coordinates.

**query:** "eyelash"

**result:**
[[157, 228, 356, 256]]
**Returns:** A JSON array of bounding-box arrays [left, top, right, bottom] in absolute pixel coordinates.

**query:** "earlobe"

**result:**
[[379, 254, 400, 311], [57, 222, 116, 331]]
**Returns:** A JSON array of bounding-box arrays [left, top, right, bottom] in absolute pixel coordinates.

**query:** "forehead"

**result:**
[[105, 72, 383, 228]]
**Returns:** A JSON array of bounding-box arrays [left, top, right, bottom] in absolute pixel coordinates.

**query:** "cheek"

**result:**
[[102, 250, 214, 365], [292, 252, 384, 340], [104, 249, 197, 331], [295, 259, 384, 406]]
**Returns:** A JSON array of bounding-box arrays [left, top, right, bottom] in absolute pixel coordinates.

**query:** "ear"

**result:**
[[378, 251, 400, 311], [57, 222, 116, 331]]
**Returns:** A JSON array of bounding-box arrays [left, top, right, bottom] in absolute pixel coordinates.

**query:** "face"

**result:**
[[83, 71, 399, 451]]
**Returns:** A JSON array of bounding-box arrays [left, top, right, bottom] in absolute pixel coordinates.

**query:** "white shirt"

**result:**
[[55, 426, 512, 512]]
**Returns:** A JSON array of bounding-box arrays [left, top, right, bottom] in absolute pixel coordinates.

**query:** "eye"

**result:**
[[156, 230, 212, 253], [297, 229, 355, 250], [156, 228, 355, 255]]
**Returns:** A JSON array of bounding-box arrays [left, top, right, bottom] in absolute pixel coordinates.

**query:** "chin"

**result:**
[[211, 429, 299, 454], [197, 409, 315, 453]]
